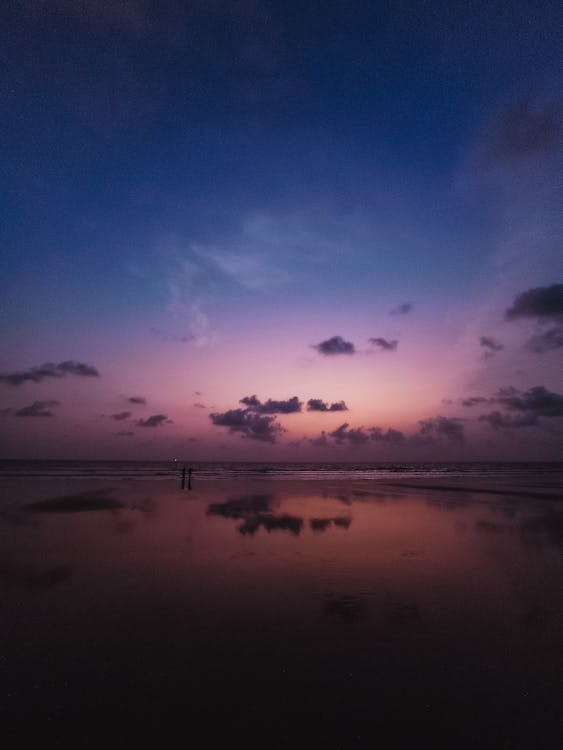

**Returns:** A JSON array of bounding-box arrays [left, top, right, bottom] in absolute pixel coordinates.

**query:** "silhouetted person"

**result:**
[[181, 467, 186, 489], [188, 467, 193, 490]]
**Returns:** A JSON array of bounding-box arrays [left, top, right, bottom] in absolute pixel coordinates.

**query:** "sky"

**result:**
[[1, 0, 562, 460]]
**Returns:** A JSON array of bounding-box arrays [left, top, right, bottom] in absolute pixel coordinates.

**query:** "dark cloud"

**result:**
[[0, 360, 100, 386], [240, 395, 261, 407], [369, 337, 398, 351], [461, 396, 489, 407], [309, 432, 328, 447], [484, 98, 562, 165], [526, 326, 563, 353], [193, 402, 207, 409], [390, 303, 413, 316], [417, 416, 465, 443], [14, 400, 60, 417], [495, 385, 563, 417], [239, 395, 302, 414], [370, 427, 406, 445], [137, 414, 169, 427], [307, 399, 348, 412], [210, 408, 283, 442], [329, 423, 370, 445], [505, 284, 563, 321], [211, 395, 301, 441], [311, 423, 405, 448], [479, 411, 537, 429], [111, 411, 131, 421], [480, 336, 503, 357], [313, 336, 355, 356], [57, 361, 99, 376], [128, 396, 146, 404]]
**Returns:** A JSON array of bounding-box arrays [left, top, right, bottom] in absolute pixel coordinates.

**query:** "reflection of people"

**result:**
[[188, 467, 193, 490]]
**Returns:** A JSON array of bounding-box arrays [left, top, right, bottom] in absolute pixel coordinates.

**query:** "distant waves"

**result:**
[[1, 459, 562, 484]]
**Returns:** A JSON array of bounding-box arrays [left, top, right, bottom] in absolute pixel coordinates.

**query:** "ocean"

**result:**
[[2, 460, 561, 748], [1, 458, 562, 483]]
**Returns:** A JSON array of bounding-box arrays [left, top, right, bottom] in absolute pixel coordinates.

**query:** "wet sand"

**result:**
[[1, 476, 561, 748]]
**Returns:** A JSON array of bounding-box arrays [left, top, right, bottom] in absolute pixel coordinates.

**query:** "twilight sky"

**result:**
[[1, 0, 562, 460]]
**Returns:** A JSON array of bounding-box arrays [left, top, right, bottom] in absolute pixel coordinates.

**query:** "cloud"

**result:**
[[239, 395, 302, 414], [313, 336, 355, 356], [211, 394, 302, 442], [306, 399, 348, 412], [494, 385, 563, 417], [310, 423, 405, 448], [114, 431, 134, 436], [480, 336, 503, 357], [505, 284, 563, 321], [370, 427, 406, 445], [111, 411, 132, 421], [137, 414, 169, 427], [193, 402, 207, 409], [369, 337, 398, 351], [526, 326, 563, 353], [478, 411, 537, 429], [329, 423, 370, 445], [461, 396, 489, 407], [149, 327, 196, 344], [390, 303, 413, 315], [0, 360, 100, 386], [240, 395, 261, 407], [210, 408, 283, 442], [483, 98, 562, 165], [416, 416, 465, 443], [309, 432, 328, 447], [469, 385, 563, 430], [128, 396, 146, 404], [12, 400, 60, 417], [57, 361, 99, 377]]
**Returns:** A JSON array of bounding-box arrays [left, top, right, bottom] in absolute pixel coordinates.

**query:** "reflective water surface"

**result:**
[[1, 477, 561, 748]]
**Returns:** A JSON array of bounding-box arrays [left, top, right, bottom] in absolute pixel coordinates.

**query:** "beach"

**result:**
[[1, 465, 561, 748]]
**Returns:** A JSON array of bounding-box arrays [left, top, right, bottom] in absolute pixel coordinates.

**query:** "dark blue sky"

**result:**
[[1, 1, 561, 459]]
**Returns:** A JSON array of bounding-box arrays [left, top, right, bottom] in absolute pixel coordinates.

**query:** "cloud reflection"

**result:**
[[207, 494, 303, 536]]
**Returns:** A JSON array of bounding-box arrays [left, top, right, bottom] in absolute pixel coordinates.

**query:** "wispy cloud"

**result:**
[[111, 411, 132, 421], [0, 361, 99, 386], [137, 414, 170, 427], [369, 337, 398, 352], [479, 335, 503, 358], [7, 400, 60, 417], [390, 303, 413, 315]]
